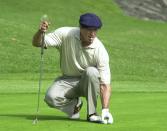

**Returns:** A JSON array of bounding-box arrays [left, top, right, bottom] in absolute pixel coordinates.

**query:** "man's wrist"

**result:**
[[38, 29, 45, 33], [102, 108, 109, 113]]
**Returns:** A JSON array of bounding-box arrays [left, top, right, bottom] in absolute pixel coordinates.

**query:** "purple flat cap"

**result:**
[[79, 13, 102, 29]]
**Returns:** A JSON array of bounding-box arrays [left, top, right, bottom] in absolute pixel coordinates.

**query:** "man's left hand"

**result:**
[[101, 109, 113, 124]]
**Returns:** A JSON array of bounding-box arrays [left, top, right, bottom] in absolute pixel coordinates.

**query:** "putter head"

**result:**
[[32, 118, 38, 125], [41, 14, 48, 22], [41, 14, 50, 25]]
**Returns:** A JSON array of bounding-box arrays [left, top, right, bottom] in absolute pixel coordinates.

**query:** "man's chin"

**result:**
[[88, 39, 94, 44]]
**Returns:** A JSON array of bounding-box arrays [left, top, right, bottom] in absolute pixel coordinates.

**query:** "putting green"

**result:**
[[0, 92, 167, 131]]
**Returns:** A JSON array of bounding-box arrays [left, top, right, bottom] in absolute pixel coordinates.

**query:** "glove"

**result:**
[[101, 109, 113, 124]]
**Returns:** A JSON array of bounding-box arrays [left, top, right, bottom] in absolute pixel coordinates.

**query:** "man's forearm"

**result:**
[[32, 21, 49, 47], [32, 30, 44, 47], [100, 84, 111, 108]]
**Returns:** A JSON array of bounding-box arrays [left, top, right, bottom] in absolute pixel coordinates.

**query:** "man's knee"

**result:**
[[85, 67, 100, 79]]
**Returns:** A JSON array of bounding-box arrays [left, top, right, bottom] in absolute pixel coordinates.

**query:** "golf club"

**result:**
[[33, 14, 48, 125]]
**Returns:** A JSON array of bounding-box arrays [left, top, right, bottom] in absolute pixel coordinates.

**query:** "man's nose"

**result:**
[[90, 31, 96, 37]]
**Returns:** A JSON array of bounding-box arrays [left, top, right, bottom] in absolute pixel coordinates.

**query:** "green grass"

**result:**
[[0, 92, 167, 131], [0, 0, 167, 82], [0, 74, 167, 130], [0, 0, 167, 130], [0, 73, 166, 94]]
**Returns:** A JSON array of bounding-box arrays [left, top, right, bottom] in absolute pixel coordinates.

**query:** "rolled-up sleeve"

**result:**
[[44, 28, 64, 48]]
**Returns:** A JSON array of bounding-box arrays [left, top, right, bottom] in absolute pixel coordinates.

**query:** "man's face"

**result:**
[[80, 27, 98, 46]]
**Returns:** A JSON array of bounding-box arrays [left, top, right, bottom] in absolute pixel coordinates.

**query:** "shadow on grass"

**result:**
[[0, 114, 87, 123]]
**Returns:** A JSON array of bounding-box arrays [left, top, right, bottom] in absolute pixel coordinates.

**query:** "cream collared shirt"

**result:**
[[45, 27, 111, 84]]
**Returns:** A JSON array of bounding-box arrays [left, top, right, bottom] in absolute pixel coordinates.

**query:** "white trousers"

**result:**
[[44, 67, 100, 116]]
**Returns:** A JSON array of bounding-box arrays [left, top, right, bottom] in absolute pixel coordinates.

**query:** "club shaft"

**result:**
[[34, 32, 45, 120]]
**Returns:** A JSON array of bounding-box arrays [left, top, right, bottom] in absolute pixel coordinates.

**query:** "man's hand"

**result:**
[[101, 109, 113, 124], [39, 21, 49, 32]]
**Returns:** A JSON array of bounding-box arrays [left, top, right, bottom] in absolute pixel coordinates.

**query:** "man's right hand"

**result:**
[[32, 21, 49, 47], [39, 21, 49, 32]]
